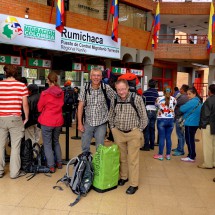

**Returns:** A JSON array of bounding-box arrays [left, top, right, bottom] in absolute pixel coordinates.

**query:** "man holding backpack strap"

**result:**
[[77, 68, 115, 152], [109, 79, 148, 195]]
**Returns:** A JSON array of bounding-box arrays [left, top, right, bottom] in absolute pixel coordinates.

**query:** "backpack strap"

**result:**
[[114, 93, 140, 119], [130, 94, 140, 119], [101, 82, 110, 108]]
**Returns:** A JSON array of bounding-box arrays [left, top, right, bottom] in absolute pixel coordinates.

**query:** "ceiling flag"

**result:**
[[56, 0, 65, 33], [110, 0, 119, 42], [152, 2, 160, 49]]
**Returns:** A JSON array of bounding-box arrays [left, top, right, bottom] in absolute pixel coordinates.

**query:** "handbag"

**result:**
[[178, 102, 201, 131]]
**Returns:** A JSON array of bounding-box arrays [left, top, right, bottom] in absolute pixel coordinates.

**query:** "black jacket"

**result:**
[[25, 93, 40, 129], [199, 94, 215, 134]]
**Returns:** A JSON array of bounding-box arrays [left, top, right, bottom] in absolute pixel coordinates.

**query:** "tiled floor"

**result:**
[[1, 126, 215, 215]]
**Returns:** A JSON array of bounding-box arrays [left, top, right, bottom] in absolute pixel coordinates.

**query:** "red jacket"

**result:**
[[38, 86, 64, 127]]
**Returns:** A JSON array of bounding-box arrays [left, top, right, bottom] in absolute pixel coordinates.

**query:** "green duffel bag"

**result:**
[[92, 144, 120, 193]]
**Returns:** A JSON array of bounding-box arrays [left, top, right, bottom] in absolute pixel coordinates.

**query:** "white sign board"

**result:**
[[0, 14, 121, 59]]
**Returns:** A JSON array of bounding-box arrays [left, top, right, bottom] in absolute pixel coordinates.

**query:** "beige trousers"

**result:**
[[0, 116, 24, 178], [201, 125, 215, 168], [112, 128, 143, 187]]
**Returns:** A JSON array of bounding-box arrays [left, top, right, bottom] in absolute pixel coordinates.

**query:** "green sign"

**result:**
[[87, 64, 104, 71], [27, 58, 51, 68], [112, 67, 126, 74], [72, 63, 82, 71], [0, 55, 21, 65]]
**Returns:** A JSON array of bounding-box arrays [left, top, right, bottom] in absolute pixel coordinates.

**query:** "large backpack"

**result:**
[[118, 73, 143, 96], [20, 139, 50, 180], [64, 86, 75, 106], [54, 152, 94, 207]]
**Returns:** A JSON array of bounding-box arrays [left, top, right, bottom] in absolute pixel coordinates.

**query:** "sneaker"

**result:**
[[171, 148, 177, 152], [49, 167, 56, 173], [153, 154, 163, 161], [172, 151, 185, 156], [181, 157, 195, 162], [165, 155, 171, 160], [56, 163, 63, 169]]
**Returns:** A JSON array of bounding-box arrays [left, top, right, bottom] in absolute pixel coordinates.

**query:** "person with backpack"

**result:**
[[140, 79, 159, 151], [0, 65, 29, 179], [25, 84, 41, 144], [63, 80, 74, 126], [37, 72, 64, 173], [109, 79, 148, 195], [77, 68, 115, 152]]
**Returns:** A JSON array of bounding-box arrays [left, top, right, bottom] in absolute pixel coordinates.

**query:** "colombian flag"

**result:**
[[152, 2, 160, 49], [56, 0, 65, 33], [110, 0, 119, 42], [207, 2, 215, 53]]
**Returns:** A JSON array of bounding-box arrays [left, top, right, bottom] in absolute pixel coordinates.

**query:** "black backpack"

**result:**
[[53, 152, 94, 207], [64, 87, 75, 106], [20, 139, 50, 180]]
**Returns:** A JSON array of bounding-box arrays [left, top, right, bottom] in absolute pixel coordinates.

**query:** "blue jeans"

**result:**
[[175, 119, 185, 153], [82, 122, 107, 152], [41, 125, 62, 168], [157, 118, 174, 155], [144, 110, 157, 148], [185, 126, 198, 159]]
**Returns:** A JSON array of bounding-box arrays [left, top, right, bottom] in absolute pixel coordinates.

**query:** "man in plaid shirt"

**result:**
[[109, 79, 148, 195], [77, 68, 115, 152]]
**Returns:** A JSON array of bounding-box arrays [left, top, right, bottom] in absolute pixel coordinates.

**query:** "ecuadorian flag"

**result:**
[[110, 0, 119, 42], [152, 2, 160, 49], [56, 0, 65, 33], [207, 2, 215, 53]]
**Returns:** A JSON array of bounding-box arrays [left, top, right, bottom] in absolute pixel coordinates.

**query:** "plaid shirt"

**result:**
[[79, 83, 115, 126], [108, 92, 148, 131]]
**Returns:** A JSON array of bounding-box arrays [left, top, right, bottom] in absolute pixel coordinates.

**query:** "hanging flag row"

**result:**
[[207, 2, 215, 53]]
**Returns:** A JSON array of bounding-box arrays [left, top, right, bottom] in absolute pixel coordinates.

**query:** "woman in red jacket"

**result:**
[[38, 72, 64, 173]]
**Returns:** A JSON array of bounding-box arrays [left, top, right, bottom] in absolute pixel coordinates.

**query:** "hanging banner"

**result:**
[[0, 14, 121, 59], [130, 69, 143, 77], [0, 55, 22, 65], [112, 67, 126, 74], [27, 58, 51, 68], [87, 64, 105, 71]]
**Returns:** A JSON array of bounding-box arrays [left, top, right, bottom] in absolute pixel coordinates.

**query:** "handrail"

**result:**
[[158, 34, 207, 44]]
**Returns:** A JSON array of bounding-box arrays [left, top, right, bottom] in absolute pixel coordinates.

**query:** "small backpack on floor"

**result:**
[[53, 152, 94, 207]]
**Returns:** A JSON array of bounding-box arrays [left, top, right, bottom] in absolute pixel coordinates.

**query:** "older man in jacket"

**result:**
[[198, 84, 215, 169]]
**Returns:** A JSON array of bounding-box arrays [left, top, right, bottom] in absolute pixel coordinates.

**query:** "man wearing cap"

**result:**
[[25, 84, 40, 144]]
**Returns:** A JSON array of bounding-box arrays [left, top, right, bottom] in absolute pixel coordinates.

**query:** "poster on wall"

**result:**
[[0, 14, 121, 59]]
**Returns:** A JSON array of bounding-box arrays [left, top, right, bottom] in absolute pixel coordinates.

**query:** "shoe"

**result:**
[[153, 154, 163, 161], [0, 173, 4, 178], [140, 146, 150, 151], [181, 157, 195, 162], [171, 148, 177, 152], [150, 145, 154, 150], [154, 143, 159, 146], [213, 178, 215, 182], [172, 151, 185, 156], [126, 186, 138, 195], [56, 163, 63, 169], [165, 155, 171, 160], [49, 167, 56, 173], [11, 170, 26, 179], [197, 164, 213, 169], [118, 178, 128, 186]]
